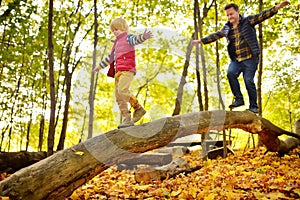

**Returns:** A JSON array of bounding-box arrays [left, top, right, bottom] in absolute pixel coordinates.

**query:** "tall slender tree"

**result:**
[[257, 0, 264, 146], [194, 0, 204, 111], [172, 35, 194, 116], [214, 1, 225, 110], [88, 0, 98, 139], [57, 1, 92, 150], [257, 0, 263, 117], [47, 0, 56, 156]]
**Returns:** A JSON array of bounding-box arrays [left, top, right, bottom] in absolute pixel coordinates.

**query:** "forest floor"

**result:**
[[66, 145, 300, 200]]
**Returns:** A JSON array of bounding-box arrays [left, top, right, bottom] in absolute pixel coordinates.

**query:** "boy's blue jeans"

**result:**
[[227, 57, 259, 109]]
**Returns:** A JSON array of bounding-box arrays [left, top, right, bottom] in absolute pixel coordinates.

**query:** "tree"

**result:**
[[214, 0, 225, 110], [257, 0, 263, 117], [87, 0, 98, 139], [57, 1, 93, 150], [47, 0, 56, 156], [172, 35, 194, 116], [0, 110, 299, 200]]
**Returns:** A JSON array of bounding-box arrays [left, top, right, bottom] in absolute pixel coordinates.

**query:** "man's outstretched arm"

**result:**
[[275, 1, 290, 12], [249, 1, 290, 26]]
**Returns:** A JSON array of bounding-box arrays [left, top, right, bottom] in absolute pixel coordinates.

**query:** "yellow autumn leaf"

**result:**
[[84, 193, 90, 199], [69, 191, 80, 200], [203, 159, 212, 167], [266, 191, 286, 200], [74, 151, 84, 156], [225, 191, 237, 200], [134, 184, 151, 191], [253, 191, 269, 200], [242, 171, 252, 176], [178, 190, 191, 199], [188, 186, 198, 198], [204, 193, 217, 200], [171, 189, 182, 197], [0, 197, 10, 200], [228, 170, 235, 175], [294, 188, 300, 196], [274, 175, 285, 183]]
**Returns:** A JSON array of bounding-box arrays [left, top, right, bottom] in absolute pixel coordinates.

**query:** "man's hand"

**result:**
[[93, 67, 100, 73], [275, 1, 290, 11], [191, 40, 202, 46], [143, 29, 153, 40]]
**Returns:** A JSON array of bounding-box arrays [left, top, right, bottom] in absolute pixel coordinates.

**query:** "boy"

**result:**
[[93, 18, 153, 128]]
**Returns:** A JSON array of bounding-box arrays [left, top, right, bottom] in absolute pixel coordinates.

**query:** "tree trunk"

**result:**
[[214, 0, 225, 110], [47, 0, 56, 156], [88, 0, 98, 139], [134, 158, 193, 183], [196, 1, 212, 111], [172, 34, 193, 116], [0, 152, 47, 173], [257, 0, 263, 117], [193, 0, 203, 111], [0, 110, 299, 200], [38, 60, 47, 152], [57, 43, 72, 151]]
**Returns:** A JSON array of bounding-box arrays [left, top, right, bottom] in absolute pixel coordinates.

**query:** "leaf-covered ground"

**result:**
[[68, 146, 300, 200]]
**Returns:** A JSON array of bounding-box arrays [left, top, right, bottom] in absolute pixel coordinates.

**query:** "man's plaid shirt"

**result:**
[[201, 7, 278, 62]]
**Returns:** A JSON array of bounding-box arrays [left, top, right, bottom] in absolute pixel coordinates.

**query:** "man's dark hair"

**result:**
[[224, 3, 239, 11]]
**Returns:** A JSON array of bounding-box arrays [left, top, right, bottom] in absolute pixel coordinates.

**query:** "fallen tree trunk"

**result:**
[[0, 151, 47, 173], [0, 110, 299, 200], [276, 119, 300, 156], [134, 146, 235, 183], [134, 158, 192, 183]]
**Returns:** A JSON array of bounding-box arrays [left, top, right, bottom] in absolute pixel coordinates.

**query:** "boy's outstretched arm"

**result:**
[[93, 54, 110, 73], [128, 29, 153, 46], [142, 29, 153, 40]]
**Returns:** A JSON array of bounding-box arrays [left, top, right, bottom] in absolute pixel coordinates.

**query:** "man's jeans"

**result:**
[[227, 57, 259, 109]]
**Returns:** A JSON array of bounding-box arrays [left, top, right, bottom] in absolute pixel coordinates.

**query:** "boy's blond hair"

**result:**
[[110, 18, 129, 32]]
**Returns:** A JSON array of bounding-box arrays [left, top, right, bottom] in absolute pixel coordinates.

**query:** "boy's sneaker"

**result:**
[[132, 106, 146, 123], [118, 117, 134, 129]]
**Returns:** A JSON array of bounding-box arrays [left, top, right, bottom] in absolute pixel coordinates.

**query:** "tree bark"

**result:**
[[257, 0, 263, 117], [88, 0, 98, 139], [172, 34, 193, 116], [0, 152, 47, 173], [134, 158, 193, 183], [47, 0, 56, 156], [0, 110, 299, 200]]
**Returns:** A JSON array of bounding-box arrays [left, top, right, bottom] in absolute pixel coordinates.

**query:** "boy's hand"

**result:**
[[143, 29, 153, 40], [191, 40, 202, 46]]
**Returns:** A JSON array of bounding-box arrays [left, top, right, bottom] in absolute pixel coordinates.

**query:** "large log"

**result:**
[[134, 158, 192, 183], [117, 152, 173, 170], [0, 151, 47, 173], [276, 119, 300, 156], [0, 110, 299, 200]]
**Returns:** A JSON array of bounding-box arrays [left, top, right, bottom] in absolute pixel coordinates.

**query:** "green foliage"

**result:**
[[0, 0, 299, 151]]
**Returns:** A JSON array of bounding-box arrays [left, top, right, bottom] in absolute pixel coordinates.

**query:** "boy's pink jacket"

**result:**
[[108, 32, 136, 77]]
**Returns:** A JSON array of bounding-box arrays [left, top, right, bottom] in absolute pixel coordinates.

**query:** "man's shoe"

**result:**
[[229, 98, 245, 108], [132, 106, 146, 123], [118, 117, 134, 129], [248, 107, 258, 114]]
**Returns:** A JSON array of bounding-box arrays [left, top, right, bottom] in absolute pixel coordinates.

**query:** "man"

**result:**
[[192, 1, 290, 113]]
